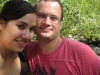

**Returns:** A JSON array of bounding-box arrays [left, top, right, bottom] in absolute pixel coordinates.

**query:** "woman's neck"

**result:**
[[0, 52, 21, 75], [0, 52, 17, 62]]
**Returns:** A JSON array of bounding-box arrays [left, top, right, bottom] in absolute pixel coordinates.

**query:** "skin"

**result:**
[[0, 13, 36, 75], [35, 1, 62, 53]]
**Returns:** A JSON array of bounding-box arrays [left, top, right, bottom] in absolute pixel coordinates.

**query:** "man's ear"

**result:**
[[59, 21, 62, 30]]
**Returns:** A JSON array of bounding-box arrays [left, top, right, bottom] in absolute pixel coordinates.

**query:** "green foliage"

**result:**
[[61, 0, 100, 43], [0, 0, 37, 10], [26, 0, 37, 5], [0, 0, 6, 11]]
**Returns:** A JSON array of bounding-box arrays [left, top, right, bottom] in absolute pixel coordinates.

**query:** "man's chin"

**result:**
[[41, 34, 51, 38]]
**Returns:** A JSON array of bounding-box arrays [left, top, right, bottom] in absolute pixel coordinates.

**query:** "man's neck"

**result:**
[[38, 37, 62, 54]]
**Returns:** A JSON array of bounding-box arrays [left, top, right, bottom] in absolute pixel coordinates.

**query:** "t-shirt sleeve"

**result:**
[[78, 44, 100, 75]]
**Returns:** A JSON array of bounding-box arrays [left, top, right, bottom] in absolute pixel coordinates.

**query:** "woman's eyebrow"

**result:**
[[19, 21, 28, 25]]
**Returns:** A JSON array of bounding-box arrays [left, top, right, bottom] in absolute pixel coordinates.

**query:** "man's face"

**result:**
[[35, 1, 62, 40]]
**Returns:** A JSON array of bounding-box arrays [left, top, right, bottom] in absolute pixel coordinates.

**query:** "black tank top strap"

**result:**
[[18, 52, 29, 75]]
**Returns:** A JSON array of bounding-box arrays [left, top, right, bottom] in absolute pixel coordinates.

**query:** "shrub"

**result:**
[[61, 0, 100, 43]]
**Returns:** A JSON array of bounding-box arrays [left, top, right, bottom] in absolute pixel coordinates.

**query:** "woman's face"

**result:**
[[0, 13, 36, 52]]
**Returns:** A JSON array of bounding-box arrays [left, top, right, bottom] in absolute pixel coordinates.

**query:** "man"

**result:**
[[24, 0, 100, 75]]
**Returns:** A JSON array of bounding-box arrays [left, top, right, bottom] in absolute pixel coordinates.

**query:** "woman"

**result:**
[[0, 0, 36, 75]]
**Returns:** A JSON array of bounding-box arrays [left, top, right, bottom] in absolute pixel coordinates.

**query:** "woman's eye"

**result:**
[[30, 26, 36, 32], [18, 25, 24, 30]]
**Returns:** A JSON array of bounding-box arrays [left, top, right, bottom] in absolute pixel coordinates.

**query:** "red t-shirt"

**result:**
[[24, 37, 100, 75]]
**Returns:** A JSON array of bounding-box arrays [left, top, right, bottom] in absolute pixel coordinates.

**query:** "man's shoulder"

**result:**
[[62, 37, 86, 46], [23, 40, 38, 52], [63, 37, 98, 60], [27, 40, 38, 47], [62, 37, 91, 51]]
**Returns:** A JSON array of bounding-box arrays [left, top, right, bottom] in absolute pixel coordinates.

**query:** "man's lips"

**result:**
[[40, 27, 52, 32]]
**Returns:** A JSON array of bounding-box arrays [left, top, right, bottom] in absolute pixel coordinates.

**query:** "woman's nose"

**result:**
[[22, 30, 31, 40]]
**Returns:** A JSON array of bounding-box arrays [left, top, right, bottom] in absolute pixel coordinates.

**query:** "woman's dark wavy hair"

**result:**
[[0, 0, 35, 22], [34, 0, 64, 21]]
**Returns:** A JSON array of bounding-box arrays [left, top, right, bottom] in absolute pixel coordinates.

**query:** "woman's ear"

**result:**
[[0, 19, 4, 30]]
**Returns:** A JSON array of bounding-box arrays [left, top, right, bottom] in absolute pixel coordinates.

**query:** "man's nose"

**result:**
[[44, 17, 52, 25]]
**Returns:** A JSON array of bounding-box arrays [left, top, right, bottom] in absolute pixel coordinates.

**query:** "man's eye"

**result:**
[[18, 25, 24, 29], [37, 13, 46, 19], [51, 16, 59, 21]]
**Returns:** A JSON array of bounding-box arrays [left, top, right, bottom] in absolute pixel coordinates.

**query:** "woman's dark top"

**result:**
[[18, 52, 29, 75]]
